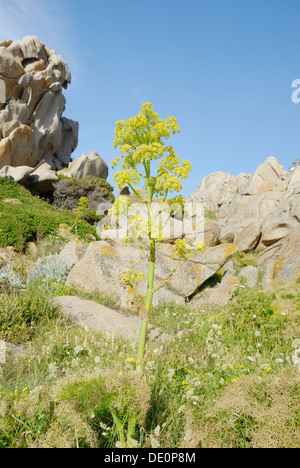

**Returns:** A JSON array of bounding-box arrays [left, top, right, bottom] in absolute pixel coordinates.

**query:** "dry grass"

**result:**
[[201, 370, 300, 448]]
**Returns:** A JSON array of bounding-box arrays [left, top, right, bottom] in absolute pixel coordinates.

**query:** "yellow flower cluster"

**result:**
[[111, 103, 191, 195], [172, 239, 206, 260], [119, 269, 146, 287], [114, 169, 140, 189]]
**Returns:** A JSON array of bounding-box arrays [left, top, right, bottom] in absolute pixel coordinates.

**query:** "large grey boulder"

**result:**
[[0, 165, 34, 183], [54, 296, 169, 341], [258, 226, 300, 287], [65, 239, 238, 310], [65, 151, 108, 180], [59, 240, 86, 267], [235, 221, 262, 253], [25, 170, 58, 193], [261, 218, 299, 247]]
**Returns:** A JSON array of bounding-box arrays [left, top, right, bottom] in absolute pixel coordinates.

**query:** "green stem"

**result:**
[[136, 320, 149, 373], [110, 407, 126, 446], [136, 174, 156, 373], [127, 414, 137, 446]]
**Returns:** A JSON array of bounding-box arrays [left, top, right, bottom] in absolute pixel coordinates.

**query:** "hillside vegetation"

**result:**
[[0, 242, 299, 447], [0, 179, 98, 250]]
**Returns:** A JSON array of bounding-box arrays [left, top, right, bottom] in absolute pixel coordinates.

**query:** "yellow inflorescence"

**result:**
[[112, 102, 191, 194]]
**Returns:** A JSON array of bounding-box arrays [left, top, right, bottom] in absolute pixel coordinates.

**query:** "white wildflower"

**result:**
[[150, 436, 160, 448], [247, 356, 256, 363]]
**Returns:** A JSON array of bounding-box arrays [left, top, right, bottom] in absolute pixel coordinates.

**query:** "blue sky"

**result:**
[[0, 0, 299, 197]]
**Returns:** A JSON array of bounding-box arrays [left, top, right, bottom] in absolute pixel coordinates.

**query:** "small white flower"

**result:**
[[116, 441, 125, 448], [74, 346, 83, 355], [275, 359, 284, 363], [254, 331, 260, 337], [151, 436, 160, 448], [154, 425, 161, 437], [247, 356, 256, 362]]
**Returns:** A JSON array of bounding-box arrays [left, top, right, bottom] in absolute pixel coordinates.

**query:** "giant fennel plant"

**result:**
[[111, 103, 205, 373], [107, 103, 205, 447]]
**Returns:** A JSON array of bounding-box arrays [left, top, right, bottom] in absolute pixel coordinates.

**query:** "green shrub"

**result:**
[[0, 178, 98, 250]]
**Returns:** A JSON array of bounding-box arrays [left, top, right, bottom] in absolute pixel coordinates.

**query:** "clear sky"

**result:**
[[0, 0, 299, 197]]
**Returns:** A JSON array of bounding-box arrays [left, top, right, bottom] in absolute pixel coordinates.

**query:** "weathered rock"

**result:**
[[238, 266, 259, 289], [189, 157, 300, 273], [65, 151, 108, 180], [25, 170, 58, 193], [235, 221, 262, 253], [189, 274, 239, 308], [0, 165, 34, 183], [261, 218, 299, 247], [185, 220, 221, 247], [0, 36, 78, 169], [55, 118, 79, 167], [65, 239, 238, 310], [0, 46, 24, 79], [288, 167, 300, 191], [242, 157, 287, 195], [258, 226, 300, 287], [54, 296, 170, 341], [188, 171, 237, 213], [59, 240, 86, 267]]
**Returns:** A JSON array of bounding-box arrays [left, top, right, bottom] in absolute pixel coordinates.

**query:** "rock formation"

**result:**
[[189, 156, 300, 254], [0, 36, 110, 196], [0, 36, 78, 171]]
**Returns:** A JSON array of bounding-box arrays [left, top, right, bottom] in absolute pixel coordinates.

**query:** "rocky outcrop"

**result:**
[[0, 36, 110, 195], [189, 157, 300, 256], [0, 36, 78, 171]]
